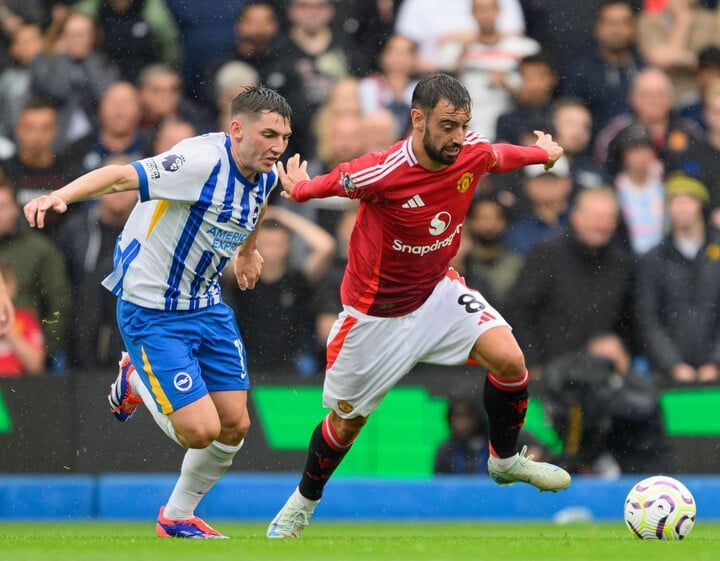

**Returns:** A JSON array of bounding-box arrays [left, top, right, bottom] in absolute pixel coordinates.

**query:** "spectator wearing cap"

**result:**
[[610, 124, 667, 256], [635, 173, 720, 387], [505, 156, 573, 256]]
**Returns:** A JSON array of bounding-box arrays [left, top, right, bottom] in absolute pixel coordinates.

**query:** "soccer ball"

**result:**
[[624, 475, 696, 540]]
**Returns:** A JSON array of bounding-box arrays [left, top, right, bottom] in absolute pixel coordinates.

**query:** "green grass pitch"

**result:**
[[1, 521, 719, 561]]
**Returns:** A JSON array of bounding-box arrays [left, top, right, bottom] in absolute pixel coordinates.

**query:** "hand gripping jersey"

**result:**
[[293, 132, 547, 317], [102, 133, 277, 311]]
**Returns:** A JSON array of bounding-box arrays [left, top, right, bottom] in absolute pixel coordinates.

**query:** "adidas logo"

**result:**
[[402, 194, 425, 208]]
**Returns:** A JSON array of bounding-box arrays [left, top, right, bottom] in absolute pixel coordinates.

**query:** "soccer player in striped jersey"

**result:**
[[267, 73, 571, 539], [24, 86, 293, 539]]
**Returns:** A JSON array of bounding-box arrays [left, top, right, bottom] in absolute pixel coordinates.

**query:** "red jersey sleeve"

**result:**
[[291, 150, 392, 203], [490, 144, 549, 173]]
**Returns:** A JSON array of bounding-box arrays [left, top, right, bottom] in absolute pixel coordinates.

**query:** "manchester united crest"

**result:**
[[337, 400, 354, 414], [457, 172, 474, 194]]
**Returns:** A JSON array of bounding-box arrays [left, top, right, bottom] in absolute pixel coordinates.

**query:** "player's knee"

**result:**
[[180, 424, 222, 449], [488, 347, 526, 379]]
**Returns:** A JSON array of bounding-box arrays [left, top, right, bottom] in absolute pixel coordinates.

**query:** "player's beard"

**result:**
[[423, 129, 461, 166]]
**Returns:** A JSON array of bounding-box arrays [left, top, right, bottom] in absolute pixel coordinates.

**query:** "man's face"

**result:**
[[468, 200, 506, 244], [100, 84, 141, 135], [571, 194, 619, 248], [668, 193, 703, 229], [288, 0, 334, 34], [15, 108, 57, 154], [595, 4, 635, 53], [230, 111, 291, 177], [416, 99, 470, 166], [630, 72, 673, 122], [141, 73, 182, 119], [237, 4, 277, 45], [553, 105, 592, 156]]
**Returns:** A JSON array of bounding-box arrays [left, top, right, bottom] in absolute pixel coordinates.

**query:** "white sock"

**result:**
[[164, 439, 244, 520], [491, 453, 519, 469], [129, 370, 182, 446]]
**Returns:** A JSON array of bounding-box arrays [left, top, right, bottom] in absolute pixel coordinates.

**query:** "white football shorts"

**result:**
[[323, 269, 510, 418]]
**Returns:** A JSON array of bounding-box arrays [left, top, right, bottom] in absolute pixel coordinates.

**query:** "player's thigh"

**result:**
[[323, 309, 419, 418], [418, 273, 511, 365], [117, 300, 209, 415], [197, 302, 251, 393]]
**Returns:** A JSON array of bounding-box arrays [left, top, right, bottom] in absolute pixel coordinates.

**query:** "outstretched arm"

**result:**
[[491, 131, 564, 173], [24, 164, 140, 228]]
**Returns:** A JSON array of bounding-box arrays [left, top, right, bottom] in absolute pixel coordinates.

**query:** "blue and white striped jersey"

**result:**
[[102, 133, 277, 311]]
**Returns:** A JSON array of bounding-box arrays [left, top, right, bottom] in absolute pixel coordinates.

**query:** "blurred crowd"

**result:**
[[0, 0, 719, 473]]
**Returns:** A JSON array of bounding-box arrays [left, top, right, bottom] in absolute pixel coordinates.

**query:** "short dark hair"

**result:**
[[230, 86, 293, 123], [411, 73, 472, 114], [22, 98, 57, 113]]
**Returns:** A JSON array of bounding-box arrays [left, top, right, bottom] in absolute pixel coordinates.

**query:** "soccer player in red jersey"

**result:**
[[267, 73, 571, 538]]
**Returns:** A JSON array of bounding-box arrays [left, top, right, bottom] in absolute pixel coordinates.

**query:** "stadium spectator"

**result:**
[[507, 187, 635, 379], [678, 46, 720, 129], [358, 33, 419, 138], [550, 97, 610, 191], [30, 10, 120, 151], [439, 0, 540, 141], [137, 64, 212, 137], [0, 0, 47, 71], [610, 124, 667, 256], [594, 67, 705, 169], [212, 62, 260, 131], [543, 332, 671, 475], [637, 0, 718, 108], [310, 202, 356, 354], [435, 392, 549, 474], [1, 98, 81, 236], [0, 261, 44, 376], [56, 172, 137, 370], [453, 195, 524, 312], [334, 0, 401, 72], [66, 81, 148, 174], [226, 205, 335, 378], [494, 52, 557, 145], [504, 156, 573, 256], [209, 0, 294, 104], [72, 0, 181, 83], [152, 117, 196, 154], [520, 0, 617, 82], [561, 0, 643, 138], [668, 79, 720, 227], [360, 108, 402, 153], [164, 0, 244, 100], [395, 0, 526, 74], [274, 0, 367, 160], [304, 112, 365, 233], [635, 173, 720, 387], [0, 181, 71, 372], [0, 23, 44, 138]]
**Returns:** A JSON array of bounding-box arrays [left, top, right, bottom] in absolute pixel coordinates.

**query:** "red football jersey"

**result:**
[[294, 132, 544, 317]]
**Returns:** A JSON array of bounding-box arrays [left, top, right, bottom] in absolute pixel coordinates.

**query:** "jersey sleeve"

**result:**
[[131, 138, 221, 203], [292, 152, 385, 203]]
